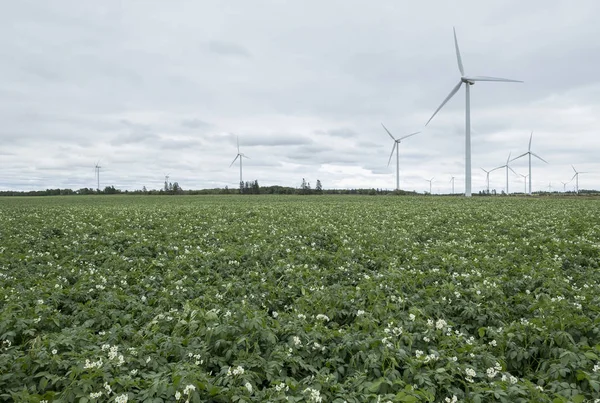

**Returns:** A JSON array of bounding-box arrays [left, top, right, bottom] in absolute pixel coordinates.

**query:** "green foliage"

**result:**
[[0, 195, 599, 402]]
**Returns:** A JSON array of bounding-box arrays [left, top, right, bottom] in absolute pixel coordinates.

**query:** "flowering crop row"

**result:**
[[0, 195, 599, 402]]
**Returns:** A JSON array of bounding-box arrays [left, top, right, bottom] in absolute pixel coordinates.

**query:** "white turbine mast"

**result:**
[[94, 161, 102, 192], [449, 175, 455, 194], [519, 173, 529, 194], [510, 131, 548, 195], [560, 180, 571, 193], [381, 124, 420, 191], [426, 27, 522, 197], [229, 136, 250, 192], [493, 152, 518, 195], [481, 166, 501, 194], [426, 177, 434, 194], [571, 165, 588, 194]]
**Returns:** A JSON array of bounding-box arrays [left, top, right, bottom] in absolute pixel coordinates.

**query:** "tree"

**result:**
[[316, 179, 322, 194]]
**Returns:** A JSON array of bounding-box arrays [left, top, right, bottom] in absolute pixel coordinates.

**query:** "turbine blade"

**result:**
[[425, 81, 463, 126], [572, 165, 577, 173], [229, 155, 239, 168], [381, 123, 396, 141], [387, 142, 397, 167], [571, 173, 577, 181], [399, 131, 420, 141], [508, 166, 519, 176], [453, 27, 465, 76], [506, 151, 512, 165], [531, 152, 548, 164], [480, 167, 489, 173], [528, 131, 533, 151], [464, 76, 523, 83], [510, 152, 528, 162], [492, 166, 503, 171], [243, 155, 251, 159]]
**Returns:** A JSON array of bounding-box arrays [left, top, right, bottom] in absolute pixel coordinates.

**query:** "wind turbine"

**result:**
[[571, 165, 588, 194], [493, 152, 518, 195], [450, 176, 455, 194], [560, 180, 570, 193], [381, 124, 420, 191], [519, 173, 528, 194], [426, 27, 522, 197], [426, 177, 434, 195], [547, 182, 552, 193], [510, 131, 548, 195], [164, 173, 170, 191], [481, 167, 501, 194], [94, 161, 102, 192], [230, 136, 250, 192]]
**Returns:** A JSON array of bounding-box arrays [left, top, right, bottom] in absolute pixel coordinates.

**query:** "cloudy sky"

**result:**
[[1, 0, 599, 194]]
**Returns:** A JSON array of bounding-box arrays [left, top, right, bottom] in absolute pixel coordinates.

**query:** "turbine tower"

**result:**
[[230, 136, 250, 192], [381, 124, 420, 191], [426, 177, 434, 195], [493, 152, 518, 195], [520, 173, 528, 194], [426, 27, 522, 197], [94, 161, 102, 192], [450, 176, 455, 194], [510, 131, 548, 195], [547, 182, 552, 193], [571, 165, 588, 194], [481, 166, 501, 194], [560, 180, 570, 193]]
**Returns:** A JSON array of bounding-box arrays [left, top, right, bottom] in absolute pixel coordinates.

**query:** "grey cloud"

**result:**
[[208, 41, 252, 58], [181, 119, 211, 129]]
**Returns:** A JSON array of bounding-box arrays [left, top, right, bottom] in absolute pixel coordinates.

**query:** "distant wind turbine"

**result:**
[[425, 27, 522, 197], [426, 177, 434, 195], [481, 167, 501, 194], [450, 176, 455, 194], [381, 124, 420, 191], [571, 165, 588, 194], [230, 136, 250, 192], [494, 152, 518, 195], [510, 131, 548, 195], [547, 182, 552, 193], [560, 180, 570, 193], [94, 161, 102, 192], [519, 173, 528, 194]]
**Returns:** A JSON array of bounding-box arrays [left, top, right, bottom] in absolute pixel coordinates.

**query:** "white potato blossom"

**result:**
[[303, 387, 323, 403], [445, 396, 458, 403], [415, 350, 424, 358], [316, 314, 330, 322], [409, 313, 416, 321], [115, 394, 128, 403], [90, 392, 102, 399], [293, 336, 302, 346], [436, 319, 447, 330], [227, 365, 245, 376], [183, 384, 196, 394], [245, 382, 253, 393], [275, 383, 289, 392], [593, 363, 600, 373], [175, 391, 181, 400], [357, 310, 365, 316]]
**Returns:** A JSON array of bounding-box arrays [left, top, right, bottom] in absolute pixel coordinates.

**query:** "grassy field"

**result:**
[[1, 195, 600, 402]]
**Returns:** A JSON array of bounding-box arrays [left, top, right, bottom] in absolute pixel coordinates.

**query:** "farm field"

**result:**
[[1, 195, 600, 402]]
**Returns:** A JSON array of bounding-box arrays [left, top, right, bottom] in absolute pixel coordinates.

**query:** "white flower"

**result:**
[[130, 369, 138, 375], [415, 350, 424, 358], [409, 313, 416, 321], [465, 368, 476, 377], [244, 382, 253, 393], [275, 383, 289, 392], [509, 376, 518, 384], [486, 367, 498, 378], [175, 391, 181, 400], [90, 392, 102, 399], [297, 313, 306, 320], [435, 319, 447, 330], [316, 314, 330, 322], [489, 339, 497, 347], [272, 311, 278, 318], [115, 394, 128, 403], [37, 299, 44, 304], [293, 336, 302, 346], [52, 349, 57, 355], [445, 396, 458, 403], [593, 363, 600, 373], [303, 387, 323, 403], [183, 384, 196, 394], [357, 310, 365, 316], [104, 382, 112, 394]]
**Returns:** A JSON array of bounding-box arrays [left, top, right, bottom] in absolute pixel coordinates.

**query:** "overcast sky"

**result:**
[[1, 0, 599, 194]]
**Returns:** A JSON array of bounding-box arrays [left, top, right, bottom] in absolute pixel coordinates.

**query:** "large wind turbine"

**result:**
[[481, 167, 501, 194], [426, 177, 434, 194], [230, 137, 250, 191], [381, 124, 420, 191], [426, 27, 522, 197], [571, 165, 588, 194], [510, 131, 548, 195], [450, 176, 455, 194], [494, 152, 518, 195]]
